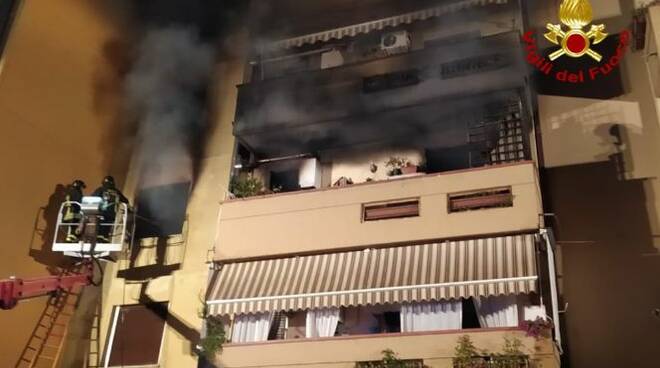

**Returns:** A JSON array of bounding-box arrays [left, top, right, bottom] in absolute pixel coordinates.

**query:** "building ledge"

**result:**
[[223, 327, 524, 348], [222, 161, 535, 204]]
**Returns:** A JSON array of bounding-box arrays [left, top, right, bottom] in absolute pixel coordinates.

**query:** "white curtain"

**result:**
[[474, 295, 519, 328], [231, 312, 274, 343], [400, 300, 463, 332], [305, 308, 340, 338]]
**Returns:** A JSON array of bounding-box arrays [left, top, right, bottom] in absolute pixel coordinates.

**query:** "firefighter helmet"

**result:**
[[72, 179, 86, 189], [103, 176, 116, 188]]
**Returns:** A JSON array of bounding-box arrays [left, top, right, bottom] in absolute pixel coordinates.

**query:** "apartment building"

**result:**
[[201, 1, 560, 367], [60, 1, 660, 368]]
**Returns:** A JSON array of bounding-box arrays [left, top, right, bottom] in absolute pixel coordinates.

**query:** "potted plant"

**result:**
[[401, 162, 419, 175], [521, 317, 553, 339], [385, 156, 422, 176], [229, 175, 265, 198]]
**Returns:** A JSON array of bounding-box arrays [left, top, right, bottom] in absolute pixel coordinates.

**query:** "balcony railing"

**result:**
[[356, 359, 425, 368], [454, 356, 530, 368]]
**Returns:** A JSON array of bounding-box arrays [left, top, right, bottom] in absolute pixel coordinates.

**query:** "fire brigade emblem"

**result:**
[[544, 0, 607, 61]]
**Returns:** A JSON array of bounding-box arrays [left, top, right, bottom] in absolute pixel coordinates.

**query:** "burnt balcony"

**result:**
[[234, 32, 528, 158]]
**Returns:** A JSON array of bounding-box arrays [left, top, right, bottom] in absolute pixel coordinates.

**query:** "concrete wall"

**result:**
[[545, 162, 660, 368], [0, 1, 127, 366], [218, 329, 559, 368], [216, 162, 542, 261], [529, 2, 660, 367], [95, 34, 245, 367], [530, 1, 660, 222]]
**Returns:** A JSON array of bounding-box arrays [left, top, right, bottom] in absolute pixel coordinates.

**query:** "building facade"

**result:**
[[40, 0, 660, 368], [207, 1, 561, 367]]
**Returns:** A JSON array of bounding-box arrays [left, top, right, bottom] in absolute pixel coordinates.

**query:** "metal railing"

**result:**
[[454, 356, 530, 368], [52, 201, 131, 255], [356, 359, 425, 368]]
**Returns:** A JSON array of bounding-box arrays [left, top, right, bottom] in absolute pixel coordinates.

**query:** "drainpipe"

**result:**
[[540, 228, 563, 354]]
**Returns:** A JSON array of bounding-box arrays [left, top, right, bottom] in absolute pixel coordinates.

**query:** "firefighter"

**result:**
[[92, 176, 128, 242], [63, 179, 86, 242]]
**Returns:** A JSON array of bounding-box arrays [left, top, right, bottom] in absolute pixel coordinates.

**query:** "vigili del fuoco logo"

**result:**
[[522, 0, 630, 83]]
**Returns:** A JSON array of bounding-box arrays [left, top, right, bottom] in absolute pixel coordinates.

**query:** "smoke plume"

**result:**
[[126, 27, 213, 189]]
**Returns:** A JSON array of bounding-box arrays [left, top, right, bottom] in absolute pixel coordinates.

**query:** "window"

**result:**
[[105, 303, 167, 367], [380, 311, 401, 333], [134, 182, 190, 238], [448, 187, 513, 213], [363, 69, 420, 93], [363, 199, 420, 221], [270, 169, 300, 192], [267, 312, 288, 340]]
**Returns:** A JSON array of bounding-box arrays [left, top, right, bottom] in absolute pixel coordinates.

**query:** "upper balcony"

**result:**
[[217, 328, 560, 368], [215, 161, 541, 261], [234, 32, 527, 157]]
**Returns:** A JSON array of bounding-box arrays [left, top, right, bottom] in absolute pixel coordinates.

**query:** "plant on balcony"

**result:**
[[229, 176, 265, 198], [490, 337, 528, 368], [198, 315, 226, 362], [453, 335, 488, 368], [521, 317, 554, 340], [453, 335, 529, 368], [197, 300, 226, 363], [381, 349, 405, 368], [385, 156, 417, 176], [356, 349, 425, 368]]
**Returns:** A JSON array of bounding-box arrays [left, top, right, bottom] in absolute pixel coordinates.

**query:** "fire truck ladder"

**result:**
[[15, 264, 86, 368], [83, 300, 102, 368]]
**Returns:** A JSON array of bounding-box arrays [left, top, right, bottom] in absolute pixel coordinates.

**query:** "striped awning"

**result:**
[[207, 233, 538, 316], [272, 0, 509, 49]]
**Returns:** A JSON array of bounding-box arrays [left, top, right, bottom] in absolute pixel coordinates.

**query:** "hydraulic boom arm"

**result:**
[[0, 263, 92, 310]]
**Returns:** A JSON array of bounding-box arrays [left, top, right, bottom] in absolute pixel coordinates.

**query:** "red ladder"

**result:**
[[15, 268, 85, 368]]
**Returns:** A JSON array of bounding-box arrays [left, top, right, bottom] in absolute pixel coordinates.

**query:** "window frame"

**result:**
[[447, 187, 513, 213], [103, 303, 168, 368], [362, 198, 420, 222]]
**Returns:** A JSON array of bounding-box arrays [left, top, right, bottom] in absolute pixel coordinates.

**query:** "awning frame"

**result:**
[[206, 233, 539, 315], [270, 0, 509, 50], [207, 276, 538, 306]]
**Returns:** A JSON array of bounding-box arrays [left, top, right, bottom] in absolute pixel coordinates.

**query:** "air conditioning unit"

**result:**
[[381, 31, 411, 55], [298, 158, 322, 189]]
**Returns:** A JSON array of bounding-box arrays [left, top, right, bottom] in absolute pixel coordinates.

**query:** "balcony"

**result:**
[[215, 161, 541, 261], [234, 32, 527, 157], [217, 329, 559, 368]]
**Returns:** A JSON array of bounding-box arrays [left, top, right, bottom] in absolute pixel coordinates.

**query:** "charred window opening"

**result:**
[[448, 187, 513, 213], [363, 199, 420, 221], [134, 182, 190, 238], [440, 53, 508, 79], [363, 69, 420, 93], [270, 169, 300, 193]]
